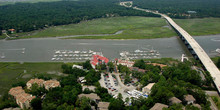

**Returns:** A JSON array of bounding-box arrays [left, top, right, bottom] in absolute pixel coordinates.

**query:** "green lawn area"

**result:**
[[8, 16, 177, 39], [175, 18, 220, 36], [211, 96, 220, 109], [0, 62, 65, 96]]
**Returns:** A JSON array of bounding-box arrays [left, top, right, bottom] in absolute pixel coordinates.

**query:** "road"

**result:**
[[120, 2, 220, 94]]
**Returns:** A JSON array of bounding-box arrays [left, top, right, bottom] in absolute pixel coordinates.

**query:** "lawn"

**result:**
[[211, 96, 220, 110], [8, 16, 177, 39], [174, 18, 220, 36], [0, 62, 65, 96]]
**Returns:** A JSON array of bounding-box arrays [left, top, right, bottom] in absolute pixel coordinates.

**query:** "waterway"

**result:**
[[0, 35, 219, 62]]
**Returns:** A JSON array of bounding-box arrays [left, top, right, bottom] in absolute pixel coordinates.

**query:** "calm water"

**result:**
[[0, 35, 219, 62]]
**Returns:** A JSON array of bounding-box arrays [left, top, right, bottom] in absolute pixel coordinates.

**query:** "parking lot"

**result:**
[[99, 72, 136, 101]]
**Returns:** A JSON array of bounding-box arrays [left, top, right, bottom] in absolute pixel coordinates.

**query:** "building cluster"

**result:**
[[78, 93, 110, 110], [90, 55, 109, 69], [9, 87, 35, 109], [9, 78, 60, 109], [26, 78, 60, 90], [150, 95, 201, 110], [2, 29, 16, 34], [115, 59, 135, 67]]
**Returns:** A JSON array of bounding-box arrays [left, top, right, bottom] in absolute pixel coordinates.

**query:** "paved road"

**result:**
[[121, 2, 220, 94]]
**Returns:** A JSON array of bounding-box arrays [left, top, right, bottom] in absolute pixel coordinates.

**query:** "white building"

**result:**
[[72, 65, 83, 69], [116, 59, 134, 67]]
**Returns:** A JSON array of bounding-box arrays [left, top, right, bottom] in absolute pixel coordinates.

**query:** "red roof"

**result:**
[[91, 55, 109, 66]]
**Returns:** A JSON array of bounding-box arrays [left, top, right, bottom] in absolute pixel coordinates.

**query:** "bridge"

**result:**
[[120, 2, 220, 93]]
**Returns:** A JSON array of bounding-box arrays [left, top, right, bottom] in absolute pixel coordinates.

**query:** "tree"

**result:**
[[57, 103, 74, 110], [12, 81, 26, 88], [151, 86, 174, 105], [134, 59, 146, 69], [125, 97, 130, 105], [31, 98, 42, 110], [83, 60, 92, 70], [217, 58, 220, 68], [75, 96, 91, 110], [109, 98, 125, 110], [140, 74, 149, 86], [29, 83, 47, 97], [124, 75, 131, 84], [108, 62, 115, 73]]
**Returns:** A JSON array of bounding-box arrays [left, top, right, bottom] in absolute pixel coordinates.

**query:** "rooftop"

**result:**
[[78, 93, 101, 100], [98, 102, 110, 109], [43, 80, 60, 88], [169, 97, 182, 104], [27, 78, 45, 85], [143, 83, 155, 90], [9, 86, 25, 97], [82, 86, 96, 91], [16, 93, 35, 103], [184, 95, 196, 102], [150, 103, 168, 110]]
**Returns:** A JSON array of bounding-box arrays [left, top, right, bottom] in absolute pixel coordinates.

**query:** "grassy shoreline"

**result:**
[[0, 16, 177, 40], [1, 17, 220, 40]]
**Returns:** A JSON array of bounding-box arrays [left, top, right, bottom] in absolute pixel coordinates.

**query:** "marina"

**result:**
[[120, 49, 160, 60], [51, 50, 102, 61], [0, 35, 219, 62]]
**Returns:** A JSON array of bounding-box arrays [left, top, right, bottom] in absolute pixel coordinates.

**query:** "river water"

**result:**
[[0, 35, 219, 62]]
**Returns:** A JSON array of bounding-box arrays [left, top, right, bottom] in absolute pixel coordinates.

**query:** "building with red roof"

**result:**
[[90, 55, 109, 69]]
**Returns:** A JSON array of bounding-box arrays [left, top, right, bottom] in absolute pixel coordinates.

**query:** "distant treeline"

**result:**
[[133, 0, 220, 18], [0, 0, 159, 33]]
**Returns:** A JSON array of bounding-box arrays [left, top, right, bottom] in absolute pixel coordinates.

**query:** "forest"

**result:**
[[0, 0, 159, 33], [133, 0, 220, 18]]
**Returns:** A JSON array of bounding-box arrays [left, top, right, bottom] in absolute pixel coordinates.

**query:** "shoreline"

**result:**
[[1, 31, 220, 41]]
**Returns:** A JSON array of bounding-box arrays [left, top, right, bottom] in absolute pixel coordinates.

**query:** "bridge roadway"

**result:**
[[132, 6, 220, 93]]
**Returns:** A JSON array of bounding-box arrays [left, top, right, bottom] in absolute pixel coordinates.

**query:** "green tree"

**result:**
[[12, 81, 26, 88], [217, 58, 220, 68], [75, 96, 91, 110], [83, 60, 92, 70], [134, 59, 146, 69], [109, 98, 125, 110], [140, 74, 149, 86], [29, 83, 47, 97], [57, 103, 74, 110], [31, 98, 42, 110], [108, 62, 115, 73]]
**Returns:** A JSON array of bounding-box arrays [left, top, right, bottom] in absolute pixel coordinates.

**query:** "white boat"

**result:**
[[51, 58, 56, 60], [75, 51, 80, 53], [55, 51, 61, 54], [216, 48, 220, 53], [1, 53, 5, 59]]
